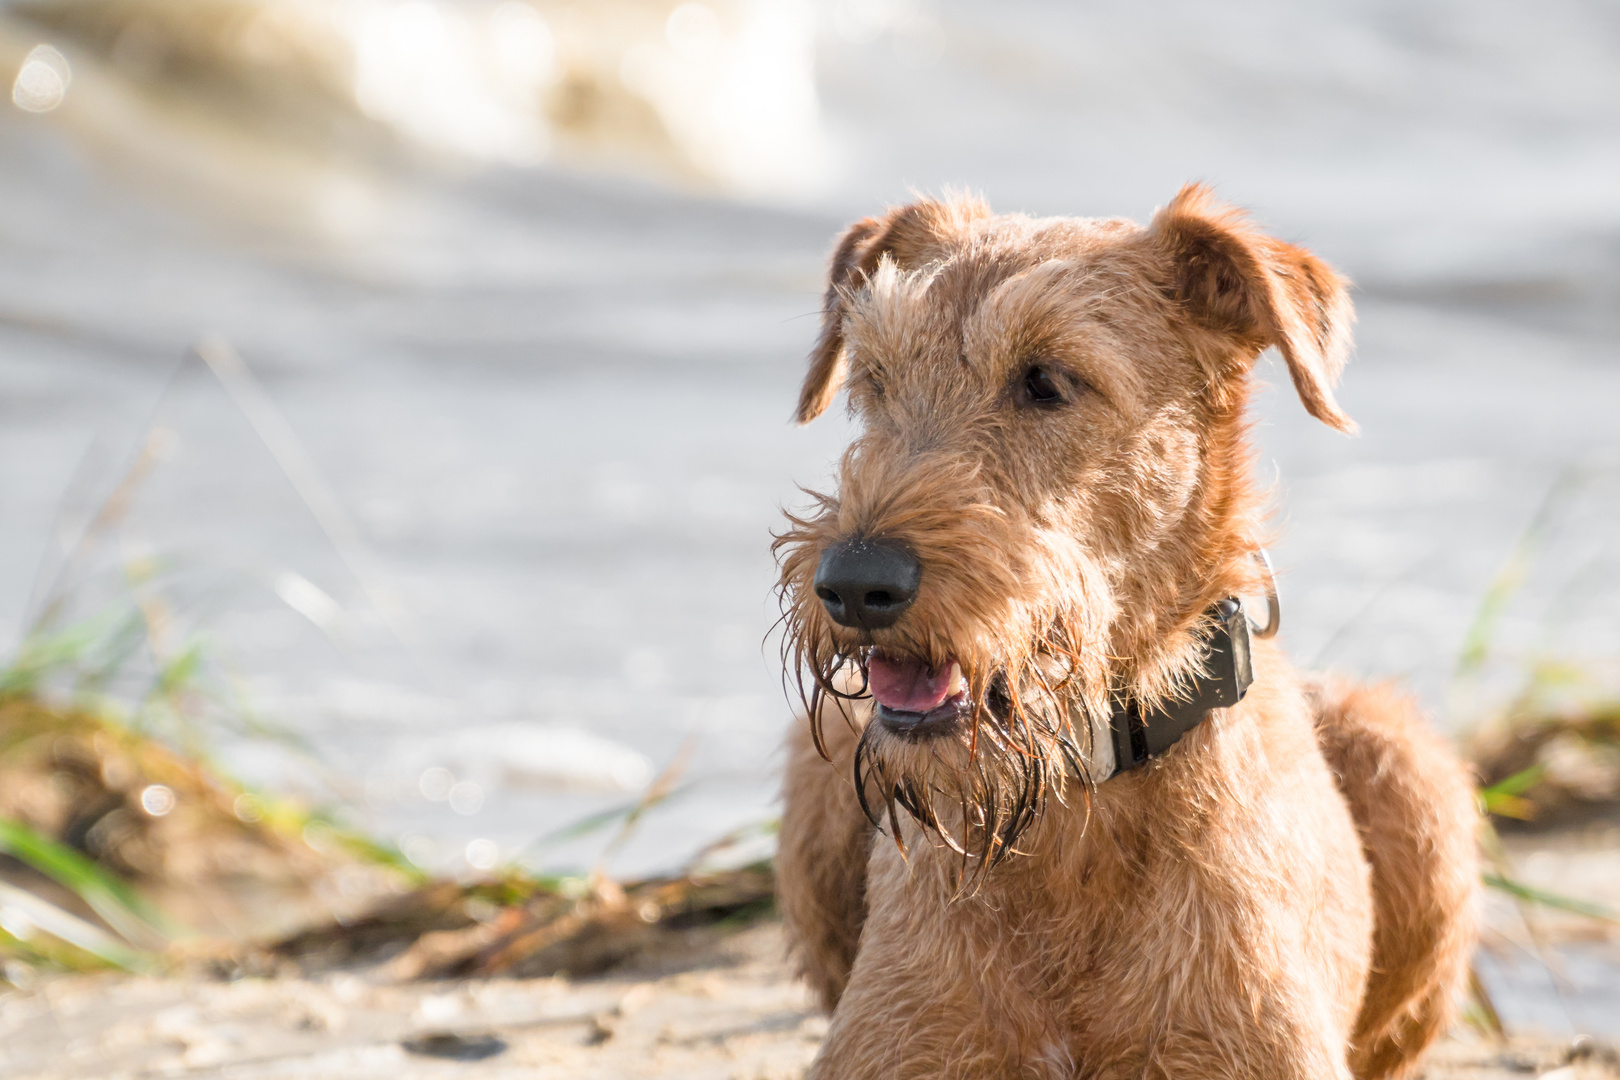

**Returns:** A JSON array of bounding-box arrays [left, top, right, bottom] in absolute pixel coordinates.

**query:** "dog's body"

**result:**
[[775, 189, 1478, 1079]]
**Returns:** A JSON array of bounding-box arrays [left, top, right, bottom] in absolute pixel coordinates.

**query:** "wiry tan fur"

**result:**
[[775, 186, 1478, 1079]]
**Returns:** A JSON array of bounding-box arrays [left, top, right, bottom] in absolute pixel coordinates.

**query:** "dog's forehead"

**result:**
[[938, 212, 1143, 296], [844, 212, 1149, 364]]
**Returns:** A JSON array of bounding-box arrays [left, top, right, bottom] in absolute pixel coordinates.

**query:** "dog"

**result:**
[[774, 186, 1479, 1080]]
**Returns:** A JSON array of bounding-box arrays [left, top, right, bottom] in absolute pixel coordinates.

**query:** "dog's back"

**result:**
[[1309, 678, 1480, 1080]]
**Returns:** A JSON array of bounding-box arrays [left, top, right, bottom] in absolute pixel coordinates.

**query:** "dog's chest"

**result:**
[[872, 824, 1204, 1067]]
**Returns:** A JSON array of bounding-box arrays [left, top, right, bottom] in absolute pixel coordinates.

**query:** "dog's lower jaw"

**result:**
[[875, 694, 970, 739]]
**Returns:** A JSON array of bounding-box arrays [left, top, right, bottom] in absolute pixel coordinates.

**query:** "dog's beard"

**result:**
[[774, 494, 1113, 882], [788, 620, 1101, 885]]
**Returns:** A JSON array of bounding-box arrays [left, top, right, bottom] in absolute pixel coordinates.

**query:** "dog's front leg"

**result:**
[[1126, 989, 1361, 1080], [811, 974, 1359, 1080], [779, 706, 876, 1012], [802, 840, 1059, 1080]]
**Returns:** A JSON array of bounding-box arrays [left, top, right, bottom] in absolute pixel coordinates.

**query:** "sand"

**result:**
[[3, 918, 1616, 1080]]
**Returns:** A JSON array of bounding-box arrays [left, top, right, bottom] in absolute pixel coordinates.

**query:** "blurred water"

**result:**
[[0, 0, 1617, 930], [1477, 942, 1620, 1039]]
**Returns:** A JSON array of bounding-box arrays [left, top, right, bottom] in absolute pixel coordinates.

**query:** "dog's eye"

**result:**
[[1020, 364, 1064, 407]]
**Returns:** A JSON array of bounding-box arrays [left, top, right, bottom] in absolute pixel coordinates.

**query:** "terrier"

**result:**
[[775, 186, 1479, 1080]]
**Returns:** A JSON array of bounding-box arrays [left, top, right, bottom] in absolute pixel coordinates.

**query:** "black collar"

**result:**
[[1101, 597, 1255, 780]]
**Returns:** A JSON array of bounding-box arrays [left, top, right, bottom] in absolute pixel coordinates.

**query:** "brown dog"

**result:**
[[775, 187, 1479, 1080]]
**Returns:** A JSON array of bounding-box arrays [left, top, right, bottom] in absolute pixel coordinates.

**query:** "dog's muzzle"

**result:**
[[813, 538, 920, 630]]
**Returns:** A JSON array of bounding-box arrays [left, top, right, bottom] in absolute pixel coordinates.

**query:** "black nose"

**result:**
[[814, 538, 921, 630]]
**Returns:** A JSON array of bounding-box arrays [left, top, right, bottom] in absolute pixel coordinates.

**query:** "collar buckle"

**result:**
[[1107, 597, 1255, 776]]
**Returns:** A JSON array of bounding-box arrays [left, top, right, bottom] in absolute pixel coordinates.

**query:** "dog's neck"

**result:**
[[1091, 597, 1256, 781], [1085, 401, 1269, 780], [1104, 394, 1267, 697]]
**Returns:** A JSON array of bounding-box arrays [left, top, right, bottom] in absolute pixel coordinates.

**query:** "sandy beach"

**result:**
[[5, 922, 1618, 1079]]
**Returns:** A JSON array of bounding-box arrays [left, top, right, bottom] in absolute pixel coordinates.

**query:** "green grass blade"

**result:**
[[1478, 766, 1549, 819], [1454, 470, 1574, 675], [1483, 871, 1620, 922], [1479, 765, 1547, 800], [0, 817, 167, 946], [300, 817, 430, 885], [0, 881, 148, 971], [522, 784, 696, 854], [0, 617, 112, 697]]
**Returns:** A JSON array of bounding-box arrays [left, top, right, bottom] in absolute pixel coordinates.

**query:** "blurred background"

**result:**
[[0, 0, 1617, 1037]]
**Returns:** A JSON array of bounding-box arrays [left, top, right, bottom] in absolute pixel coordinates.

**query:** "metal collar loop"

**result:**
[[1249, 547, 1281, 640]]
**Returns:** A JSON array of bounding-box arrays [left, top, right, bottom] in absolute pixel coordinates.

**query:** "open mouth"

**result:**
[[868, 651, 971, 738]]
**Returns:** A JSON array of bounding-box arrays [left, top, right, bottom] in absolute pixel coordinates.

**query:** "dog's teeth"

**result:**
[[946, 663, 964, 697]]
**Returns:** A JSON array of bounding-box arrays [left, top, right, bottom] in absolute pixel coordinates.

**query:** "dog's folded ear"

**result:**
[[1151, 184, 1357, 433], [797, 197, 989, 423], [796, 214, 890, 424]]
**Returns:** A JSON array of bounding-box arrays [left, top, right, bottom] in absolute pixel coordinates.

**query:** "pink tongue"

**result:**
[[868, 653, 955, 713]]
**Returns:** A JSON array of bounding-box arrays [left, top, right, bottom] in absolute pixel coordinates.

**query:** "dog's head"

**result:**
[[775, 185, 1354, 869]]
